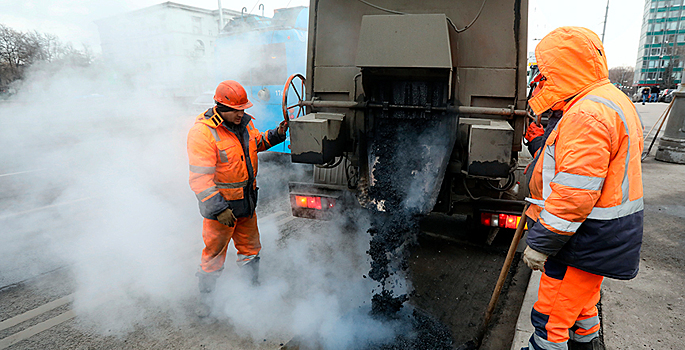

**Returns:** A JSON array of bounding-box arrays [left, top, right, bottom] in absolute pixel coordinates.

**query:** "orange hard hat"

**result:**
[[214, 80, 253, 110]]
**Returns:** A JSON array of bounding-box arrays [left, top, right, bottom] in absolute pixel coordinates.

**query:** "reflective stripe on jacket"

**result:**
[[525, 27, 644, 280], [187, 107, 285, 219]]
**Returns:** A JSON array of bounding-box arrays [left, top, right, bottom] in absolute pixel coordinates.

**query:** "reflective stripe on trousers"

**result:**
[[529, 260, 603, 349], [200, 214, 261, 273]]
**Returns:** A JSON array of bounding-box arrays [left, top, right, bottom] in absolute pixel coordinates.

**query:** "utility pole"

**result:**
[[601, 0, 609, 42], [218, 0, 224, 33]]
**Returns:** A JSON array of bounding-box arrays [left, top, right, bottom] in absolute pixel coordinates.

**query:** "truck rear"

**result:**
[[285, 0, 529, 234]]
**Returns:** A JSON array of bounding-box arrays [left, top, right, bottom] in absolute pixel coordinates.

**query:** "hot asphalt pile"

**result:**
[[363, 89, 457, 348]]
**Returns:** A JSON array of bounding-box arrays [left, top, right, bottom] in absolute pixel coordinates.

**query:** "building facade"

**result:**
[[635, 0, 685, 87], [95, 2, 242, 97]]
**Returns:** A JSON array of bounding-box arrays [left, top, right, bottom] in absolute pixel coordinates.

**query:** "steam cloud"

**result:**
[[0, 35, 400, 349]]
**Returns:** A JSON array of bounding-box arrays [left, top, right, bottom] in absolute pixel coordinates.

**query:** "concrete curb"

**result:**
[[509, 270, 541, 350]]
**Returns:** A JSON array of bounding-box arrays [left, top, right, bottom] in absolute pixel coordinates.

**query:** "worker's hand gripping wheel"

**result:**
[[282, 73, 306, 122]]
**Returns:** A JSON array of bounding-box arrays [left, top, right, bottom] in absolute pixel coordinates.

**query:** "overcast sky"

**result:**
[[0, 0, 644, 68]]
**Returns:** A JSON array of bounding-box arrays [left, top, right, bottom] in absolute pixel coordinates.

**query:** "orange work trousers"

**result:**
[[200, 214, 261, 273], [528, 259, 604, 349]]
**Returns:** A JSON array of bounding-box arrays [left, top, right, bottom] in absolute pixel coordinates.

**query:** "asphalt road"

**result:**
[[0, 182, 529, 350]]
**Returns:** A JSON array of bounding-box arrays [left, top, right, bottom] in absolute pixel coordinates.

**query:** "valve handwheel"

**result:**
[[282, 74, 306, 122]]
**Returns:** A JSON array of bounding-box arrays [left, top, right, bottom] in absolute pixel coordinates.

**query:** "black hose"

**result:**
[[315, 156, 344, 169], [485, 172, 516, 192]]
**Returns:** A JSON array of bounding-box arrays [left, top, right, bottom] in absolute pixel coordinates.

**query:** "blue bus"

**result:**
[[214, 6, 308, 153]]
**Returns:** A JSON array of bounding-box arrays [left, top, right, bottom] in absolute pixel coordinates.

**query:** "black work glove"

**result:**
[[217, 208, 236, 227], [277, 120, 289, 136]]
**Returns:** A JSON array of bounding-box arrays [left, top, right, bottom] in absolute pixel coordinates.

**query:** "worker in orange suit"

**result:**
[[521, 27, 644, 350], [187, 80, 287, 317]]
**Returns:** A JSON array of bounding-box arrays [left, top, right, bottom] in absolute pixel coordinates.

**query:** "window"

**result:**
[[658, 71, 664, 80], [653, 35, 663, 43], [678, 34, 685, 42], [650, 60, 657, 68], [662, 58, 670, 67], [648, 72, 657, 79], [667, 21, 678, 30], [657, 11, 666, 18], [645, 48, 650, 56], [664, 46, 673, 55], [644, 60, 650, 68], [651, 47, 662, 55], [195, 40, 205, 56], [192, 16, 202, 34]]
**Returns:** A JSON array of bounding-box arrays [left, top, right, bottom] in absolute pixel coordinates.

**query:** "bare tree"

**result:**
[[0, 24, 27, 85], [608, 66, 634, 88], [0, 24, 94, 88]]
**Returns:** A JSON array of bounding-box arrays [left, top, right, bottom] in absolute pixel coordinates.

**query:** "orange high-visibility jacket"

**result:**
[[526, 27, 644, 280], [187, 107, 285, 219]]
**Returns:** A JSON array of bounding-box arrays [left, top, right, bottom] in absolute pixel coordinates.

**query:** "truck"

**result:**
[[283, 0, 530, 238], [215, 6, 309, 153]]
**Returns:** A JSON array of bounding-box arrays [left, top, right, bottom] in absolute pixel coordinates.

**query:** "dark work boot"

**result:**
[[242, 257, 260, 286], [568, 338, 604, 350], [195, 268, 222, 318]]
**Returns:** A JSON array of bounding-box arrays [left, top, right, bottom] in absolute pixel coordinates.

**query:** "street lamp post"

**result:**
[[601, 0, 610, 42], [218, 0, 224, 33]]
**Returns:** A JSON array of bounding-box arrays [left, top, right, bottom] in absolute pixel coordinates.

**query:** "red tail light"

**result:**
[[480, 212, 527, 229], [292, 195, 336, 210], [308, 196, 322, 210], [295, 196, 308, 208], [480, 213, 491, 226], [505, 214, 517, 229]]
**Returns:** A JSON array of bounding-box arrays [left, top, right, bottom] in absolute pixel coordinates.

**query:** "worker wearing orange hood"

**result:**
[[187, 80, 288, 317], [521, 27, 644, 350]]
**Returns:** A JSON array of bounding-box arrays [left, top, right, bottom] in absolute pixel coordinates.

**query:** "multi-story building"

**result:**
[[95, 2, 243, 97], [635, 0, 685, 87]]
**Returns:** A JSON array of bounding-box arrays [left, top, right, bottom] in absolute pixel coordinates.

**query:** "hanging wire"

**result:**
[[248, 0, 260, 14], [356, 0, 406, 15], [485, 173, 516, 192], [446, 0, 488, 33], [356, 0, 487, 34]]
